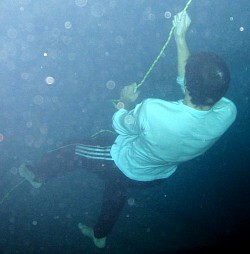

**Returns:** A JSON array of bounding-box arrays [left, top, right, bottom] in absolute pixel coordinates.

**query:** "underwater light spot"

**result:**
[[116, 102, 124, 110], [21, 72, 30, 80], [0, 133, 4, 142], [10, 167, 18, 175], [39, 124, 48, 135], [64, 21, 72, 29], [91, 3, 105, 18], [164, 11, 172, 19], [125, 115, 135, 125], [127, 198, 135, 206], [106, 80, 116, 90], [115, 35, 125, 45], [45, 76, 55, 85], [75, 0, 88, 7], [51, 96, 59, 103], [33, 95, 44, 105], [26, 121, 33, 128], [62, 36, 73, 45], [148, 13, 155, 21], [7, 28, 18, 39], [25, 135, 34, 147]]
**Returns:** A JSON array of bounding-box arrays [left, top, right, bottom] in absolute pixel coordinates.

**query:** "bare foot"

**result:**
[[78, 223, 106, 248], [19, 164, 42, 189]]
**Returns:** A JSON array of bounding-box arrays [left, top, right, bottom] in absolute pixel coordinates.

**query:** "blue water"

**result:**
[[0, 0, 249, 253]]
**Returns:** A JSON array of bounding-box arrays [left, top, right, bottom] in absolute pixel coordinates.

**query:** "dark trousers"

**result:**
[[29, 137, 165, 239]]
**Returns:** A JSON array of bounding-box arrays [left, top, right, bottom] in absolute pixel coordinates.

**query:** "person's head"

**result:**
[[185, 52, 230, 107]]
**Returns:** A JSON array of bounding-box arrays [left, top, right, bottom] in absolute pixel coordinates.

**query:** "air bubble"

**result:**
[[33, 95, 44, 105], [26, 121, 33, 128], [21, 72, 29, 80], [7, 28, 18, 39], [91, 3, 105, 18], [128, 198, 135, 206], [116, 102, 124, 110], [106, 80, 116, 90], [164, 11, 172, 19], [64, 21, 72, 29], [10, 167, 18, 175], [125, 115, 135, 125], [75, 0, 88, 7], [45, 76, 55, 85]]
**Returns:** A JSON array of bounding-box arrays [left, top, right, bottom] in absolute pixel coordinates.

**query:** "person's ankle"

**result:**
[[30, 181, 42, 189], [93, 234, 106, 249], [78, 223, 106, 248]]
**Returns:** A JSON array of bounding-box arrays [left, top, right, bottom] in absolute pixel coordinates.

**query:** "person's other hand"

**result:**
[[173, 11, 191, 40], [120, 83, 140, 104]]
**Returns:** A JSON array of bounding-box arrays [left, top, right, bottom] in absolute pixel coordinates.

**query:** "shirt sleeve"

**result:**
[[112, 102, 144, 135], [176, 76, 185, 94]]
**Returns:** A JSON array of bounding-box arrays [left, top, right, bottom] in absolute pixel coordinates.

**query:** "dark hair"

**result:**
[[185, 52, 230, 107]]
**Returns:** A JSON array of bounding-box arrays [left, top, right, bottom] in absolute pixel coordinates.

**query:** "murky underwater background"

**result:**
[[0, 0, 249, 253]]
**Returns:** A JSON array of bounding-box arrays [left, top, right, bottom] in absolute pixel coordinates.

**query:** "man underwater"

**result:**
[[19, 10, 237, 248]]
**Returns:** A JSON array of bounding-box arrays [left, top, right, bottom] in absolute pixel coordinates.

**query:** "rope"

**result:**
[[0, 178, 26, 206], [91, 129, 116, 138], [136, 0, 192, 89]]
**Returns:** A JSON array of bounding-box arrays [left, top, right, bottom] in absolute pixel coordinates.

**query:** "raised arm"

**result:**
[[117, 12, 191, 110], [173, 11, 191, 79]]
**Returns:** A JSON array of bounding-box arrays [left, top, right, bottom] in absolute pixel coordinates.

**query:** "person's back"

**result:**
[[111, 94, 236, 181], [141, 96, 236, 161]]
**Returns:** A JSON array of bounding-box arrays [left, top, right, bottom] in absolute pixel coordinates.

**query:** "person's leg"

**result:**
[[78, 165, 129, 248], [93, 170, 128, 238], [78, 170, 166, 248], [93, 174, 166, 238], [19, 144, 80, 187], [18, 130, 117, 187]]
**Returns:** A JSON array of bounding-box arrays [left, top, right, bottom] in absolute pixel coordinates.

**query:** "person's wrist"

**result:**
[[175, 35, 186, 42]]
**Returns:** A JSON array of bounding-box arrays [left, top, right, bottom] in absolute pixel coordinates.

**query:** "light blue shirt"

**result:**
[[110, 80, 237, 181]]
